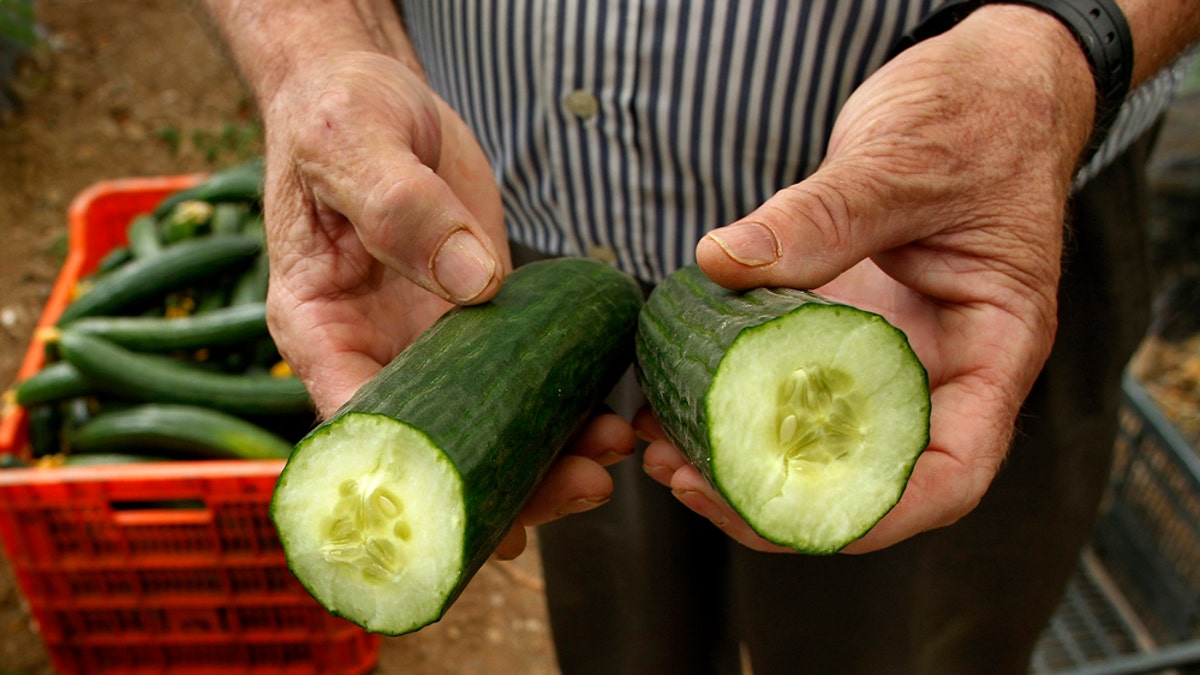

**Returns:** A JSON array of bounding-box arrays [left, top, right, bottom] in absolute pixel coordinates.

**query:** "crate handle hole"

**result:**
[[110, 498, 212, 526]]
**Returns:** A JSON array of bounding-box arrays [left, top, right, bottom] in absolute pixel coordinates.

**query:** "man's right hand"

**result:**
[[258, 50, 509, 416]]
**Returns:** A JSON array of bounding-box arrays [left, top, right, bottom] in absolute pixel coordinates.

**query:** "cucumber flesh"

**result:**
[[707, 303, 929, 552], [271, 413, 464, 635]]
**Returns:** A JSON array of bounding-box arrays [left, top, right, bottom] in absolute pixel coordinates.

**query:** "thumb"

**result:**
[[696, 169, 920, 291], [305, 149, 504, 304]]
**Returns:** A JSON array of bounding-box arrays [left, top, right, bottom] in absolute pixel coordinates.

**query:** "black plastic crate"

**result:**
[[1032, 550, 1149, 673], [1033, 373, 1200, 674], [1094, 374, 1200, 644]]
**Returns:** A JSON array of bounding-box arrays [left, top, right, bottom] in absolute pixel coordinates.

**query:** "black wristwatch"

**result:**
[[889, 0, 1133, 163]]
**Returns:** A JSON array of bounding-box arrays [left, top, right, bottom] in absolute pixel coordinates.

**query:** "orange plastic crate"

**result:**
[[0, 176, 380, 674]]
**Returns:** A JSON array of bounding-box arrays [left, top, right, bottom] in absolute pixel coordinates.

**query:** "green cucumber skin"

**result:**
[[280, 257, 643, 627], [68, 403, 293, 460], [95, 246, 134, 274], [211, 202, 251, 236], [634, 264, 830, 484], [28, 403, 64, 458], [229, 252, 270, 306], [152, 159, 264, 220], [68, 302, 269, 352], [56, 329, 312, 416], [13, 361, 94, 407], [57, 235, 261, 325], [126, 214, 163, 260]]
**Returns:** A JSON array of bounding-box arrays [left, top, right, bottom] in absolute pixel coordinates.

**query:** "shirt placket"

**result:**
[[539, 0, 643, 271]]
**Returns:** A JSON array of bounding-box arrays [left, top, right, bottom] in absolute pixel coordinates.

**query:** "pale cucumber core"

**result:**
[[706, 305, 928, 553], [272, 412, 466, 634]]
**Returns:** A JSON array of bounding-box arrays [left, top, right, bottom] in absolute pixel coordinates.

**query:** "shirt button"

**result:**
[[586, 245, 617, 264], [564, 89, 599, 119]]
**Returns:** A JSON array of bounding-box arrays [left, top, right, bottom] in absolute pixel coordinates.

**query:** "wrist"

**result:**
[[891, 0, 1136, 166], [926, 4, 1099, 170], [964, 4, 1097, 134], [203, 0, 423, 110]]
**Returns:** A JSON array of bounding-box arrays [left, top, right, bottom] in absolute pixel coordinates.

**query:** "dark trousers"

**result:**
[[533, 130, 1160, 675]]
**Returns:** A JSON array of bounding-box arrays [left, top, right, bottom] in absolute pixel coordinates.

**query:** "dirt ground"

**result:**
[[0, 2, 557, 674]]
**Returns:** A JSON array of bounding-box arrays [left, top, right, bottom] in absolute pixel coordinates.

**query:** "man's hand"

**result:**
[[254, 50, 638, 556], [258, 50, 509, 415], [644, 5, 1097, 553]]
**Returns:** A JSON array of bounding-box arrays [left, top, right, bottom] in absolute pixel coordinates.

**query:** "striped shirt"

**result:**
[[397, 0, 1188, 284]]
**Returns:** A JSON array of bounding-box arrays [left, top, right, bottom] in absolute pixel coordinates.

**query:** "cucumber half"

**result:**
[[271, 257, 644, 635], [635, 265, 930, 554]]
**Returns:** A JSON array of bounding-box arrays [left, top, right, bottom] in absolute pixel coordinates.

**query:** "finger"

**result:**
[[493, 524, 528, 561], [518, 455, 613, 528], [495, 453, 616, 561], [695, 166, 928, 292], [632, 405, 666, 442], [641, 438, 689, 487], [304, 151, 503, 305], [566, 412, 637, 467], [289, 64, 505, 304], [669, 465, 793, 554]]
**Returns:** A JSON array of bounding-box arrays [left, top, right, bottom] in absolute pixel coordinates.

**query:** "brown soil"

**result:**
[[0, 2, 556, 673]]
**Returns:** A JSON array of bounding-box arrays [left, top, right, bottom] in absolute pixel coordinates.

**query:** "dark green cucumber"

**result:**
[[56, 329, 312, 416], [635, 265, 930, 554], [28, 403, 64, 457], [95, 246, 134, 274], [57, 235, 261, 325], [270, 257, 643, 636], [160, 200, 214, 243], [229, 251, 270, 306], [211, 202, 251, 236], [193, 282, 233, 314], [153, 158, 264, 220], [68, 403, 293, 460], [62, 396, 100, 433], [126, 213, 163, 259], [66, 303, 269, 352], [12, 361, 94, 407]]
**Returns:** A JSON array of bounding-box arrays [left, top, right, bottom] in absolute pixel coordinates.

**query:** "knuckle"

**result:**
[[770, 178, 857, 273]]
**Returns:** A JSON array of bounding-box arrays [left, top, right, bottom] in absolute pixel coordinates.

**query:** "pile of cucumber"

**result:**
[[5, 159, 315, 466]]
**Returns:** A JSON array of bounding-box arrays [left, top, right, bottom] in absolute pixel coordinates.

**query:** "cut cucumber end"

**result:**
[[271, 412, 466, 635], [706, 304, 930, 554]]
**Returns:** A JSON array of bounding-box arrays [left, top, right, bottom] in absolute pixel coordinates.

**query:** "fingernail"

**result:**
[[705, 222, 780, 267], [643, 464, 669, 480], [554, 496, 610, 517], [433, 229, 496, 302], [598, 448, 634, 464]]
